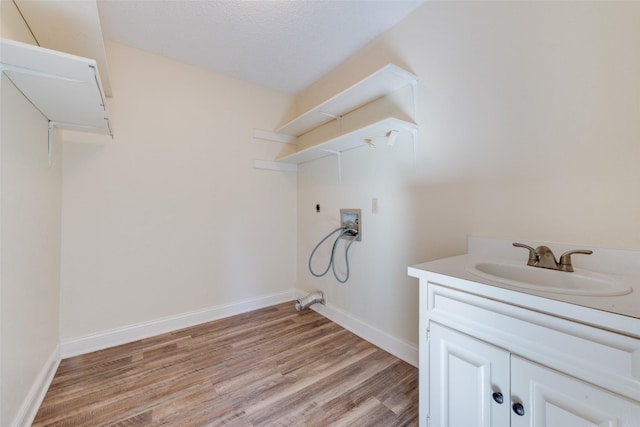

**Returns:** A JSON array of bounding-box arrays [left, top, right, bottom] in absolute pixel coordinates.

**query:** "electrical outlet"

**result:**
[[340, 209, 361, 241]]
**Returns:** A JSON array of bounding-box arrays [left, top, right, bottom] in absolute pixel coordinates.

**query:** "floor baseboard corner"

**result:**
[[60, 290, 296, 359], [293, 288, 418, 367], [12, 345, 60, 427]]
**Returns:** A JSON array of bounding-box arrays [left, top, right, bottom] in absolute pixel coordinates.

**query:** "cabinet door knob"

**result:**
[[512, 402, 525, 416], [492, 392, 504, 404]]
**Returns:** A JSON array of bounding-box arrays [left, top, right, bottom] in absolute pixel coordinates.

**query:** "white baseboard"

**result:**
[[12, 345, 61, 427], [60, 290, 295, 358], [12, 289, 413, 427], [294, 289, 418, 367], [59, 286, 416, 365]]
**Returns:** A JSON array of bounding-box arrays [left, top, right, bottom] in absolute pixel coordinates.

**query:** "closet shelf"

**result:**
[[276, 64, 417, 137], [276, 117, 417, 165], [254, 63, 418, 175], [0, 38, 112, 136]]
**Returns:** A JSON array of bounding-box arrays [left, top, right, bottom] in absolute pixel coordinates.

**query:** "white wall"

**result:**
[[1, 3, 296, 419], [59, 41, 297, 340], [0, 74, 62, 427], [3, 3, 639, 419], [296, 1, 640, 346], [0, 0, 37, 44], [1, 2, 63, 425]]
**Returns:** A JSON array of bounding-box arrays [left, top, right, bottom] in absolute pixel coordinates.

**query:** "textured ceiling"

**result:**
[[97, 0, 424, 94]]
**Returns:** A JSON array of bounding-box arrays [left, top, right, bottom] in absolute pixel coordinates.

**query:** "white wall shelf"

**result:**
[[277, 116, 417, 165], [276, 64, 417, 137], [13, 0, 113, 96], [0, 38, 112, 136], [254, 64, 418, 177]]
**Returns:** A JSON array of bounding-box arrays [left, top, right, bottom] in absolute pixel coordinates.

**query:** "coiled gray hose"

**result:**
[[308, 224, 358, 283]]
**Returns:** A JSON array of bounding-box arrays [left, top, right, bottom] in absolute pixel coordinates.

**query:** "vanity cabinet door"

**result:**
[[510, 356, 640, 427], [429, 322, 510, 427]]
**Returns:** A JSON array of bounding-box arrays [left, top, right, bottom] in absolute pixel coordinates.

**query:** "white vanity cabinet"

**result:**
[[410, 265, 640, 427], [429, 322, 510, 427], [511, 356, 640, 427], [429, 321, 640, 427]]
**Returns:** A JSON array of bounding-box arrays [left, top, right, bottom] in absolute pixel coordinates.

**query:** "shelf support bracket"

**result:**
[[253, 160, 297, 172], [106, 118, 114, 139], [319, 149, 342, 182], [48, 121, 55, 166], [88, 65, 114, 138], [253, 129, 297, 145], [88, 65, 107, 111], [318, 111, 339, 120], [319, 111, 343, 134]]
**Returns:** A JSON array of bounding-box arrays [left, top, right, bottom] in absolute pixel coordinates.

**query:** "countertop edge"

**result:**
[[408, 257, 640, 339]]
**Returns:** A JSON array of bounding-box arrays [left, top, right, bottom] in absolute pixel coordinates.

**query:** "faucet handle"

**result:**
[[513, 242, 538, 266], [559, 250, 593, 272]]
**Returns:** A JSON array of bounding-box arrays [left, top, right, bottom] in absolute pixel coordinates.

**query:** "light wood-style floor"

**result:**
[[33, 302, 418, 426]]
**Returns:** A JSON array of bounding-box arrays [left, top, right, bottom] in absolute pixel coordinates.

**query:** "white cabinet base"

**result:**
[[512, 356, 640, 427], [429, 323, 510, 427], [414, 274, 640, 427]]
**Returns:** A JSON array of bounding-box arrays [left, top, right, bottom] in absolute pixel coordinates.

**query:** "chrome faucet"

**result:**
[[513, 243, 592, 272]]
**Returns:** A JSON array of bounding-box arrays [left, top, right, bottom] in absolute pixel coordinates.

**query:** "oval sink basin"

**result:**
[[468, 262, 632, 296]]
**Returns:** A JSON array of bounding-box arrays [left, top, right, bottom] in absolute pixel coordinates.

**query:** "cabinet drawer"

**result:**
[[427, 282, 640, 401]]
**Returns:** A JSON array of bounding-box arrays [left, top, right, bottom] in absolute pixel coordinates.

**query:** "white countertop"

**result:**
[[409, 236, 640, 338]]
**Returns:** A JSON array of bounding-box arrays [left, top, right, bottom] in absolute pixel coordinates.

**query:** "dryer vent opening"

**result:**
[[295, 291, 325, 311]]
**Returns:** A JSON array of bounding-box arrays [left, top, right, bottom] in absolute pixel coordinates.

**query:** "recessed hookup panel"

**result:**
[[340, 209, 361, 241]]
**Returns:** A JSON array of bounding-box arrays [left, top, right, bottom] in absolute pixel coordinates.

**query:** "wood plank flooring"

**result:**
[[33, 302, 418, 426]]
